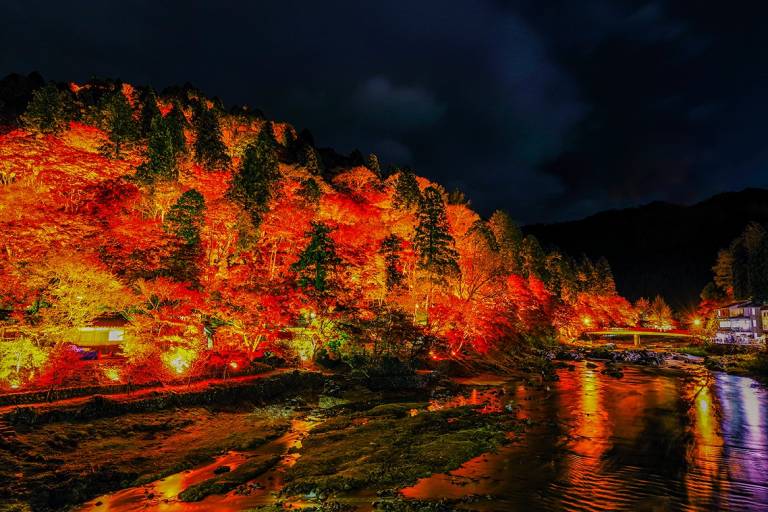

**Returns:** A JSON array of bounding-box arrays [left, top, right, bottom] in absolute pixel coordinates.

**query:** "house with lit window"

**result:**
[[713, 301, 767, 345]]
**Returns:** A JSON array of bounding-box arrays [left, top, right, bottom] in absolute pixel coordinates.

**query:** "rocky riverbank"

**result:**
[[0, 370, 324, 512], [0, 362, 533, 512], [6, 346, 758, 512]]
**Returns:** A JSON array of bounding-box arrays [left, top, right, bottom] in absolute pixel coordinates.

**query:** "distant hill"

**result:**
[[524, 188, 768, 308]]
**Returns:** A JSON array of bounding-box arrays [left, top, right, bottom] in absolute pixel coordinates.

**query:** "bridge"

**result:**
[[584, 327, 699, 346]]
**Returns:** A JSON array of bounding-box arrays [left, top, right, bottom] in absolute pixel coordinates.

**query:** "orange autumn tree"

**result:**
[[0, 77, 634, 389]]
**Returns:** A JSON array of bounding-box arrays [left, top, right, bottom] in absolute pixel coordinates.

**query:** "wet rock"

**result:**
[[318, 395, 351, 409], [704, 357, 726, 372], [284, 402, 519, 497], [554, 349, 584, 361], [374, 497, 471, 511], [586, 362, 598, 369], [322, 380, 343, 397], [213, 465, 231, 474], [601, 363, 624, 379], [178, 454, 281, 502]]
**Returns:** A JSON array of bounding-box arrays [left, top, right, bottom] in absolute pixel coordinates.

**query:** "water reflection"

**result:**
[[78, 418, 316, 512], [404, 363, 768, 511], [716, 373, 768, 509], [77, 365, 768, 511]]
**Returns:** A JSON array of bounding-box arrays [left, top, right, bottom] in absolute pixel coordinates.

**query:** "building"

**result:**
[[713, 300, 766, 345], [73, 315, 128, 349]]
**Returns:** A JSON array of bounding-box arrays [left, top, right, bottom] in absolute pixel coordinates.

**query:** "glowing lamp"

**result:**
[[163, 347, 195, 375], [693, 318, 702, 327], [582, 316, 592, 327], [103, 367, 121, 382], [229, 361, 239, 370], [169, 355, 188, 374]]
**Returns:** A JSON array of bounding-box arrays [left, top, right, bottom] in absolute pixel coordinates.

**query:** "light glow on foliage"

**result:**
[[0, 80, 642, 391], [163, 346, 196, 375], [103, 367, 121, 382]]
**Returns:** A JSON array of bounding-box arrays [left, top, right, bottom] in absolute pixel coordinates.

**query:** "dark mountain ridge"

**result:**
[[525, 188, 768, 308]]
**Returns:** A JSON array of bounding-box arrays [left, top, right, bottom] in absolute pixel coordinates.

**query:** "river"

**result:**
[[78, 361, 768, 511]]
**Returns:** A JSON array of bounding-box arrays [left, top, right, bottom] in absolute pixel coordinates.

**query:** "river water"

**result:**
[[79, 361, 768, 511], [406, 362, 768, 511]]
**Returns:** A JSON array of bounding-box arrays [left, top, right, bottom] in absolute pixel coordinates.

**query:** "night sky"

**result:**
[[2, 1, 767, 224]]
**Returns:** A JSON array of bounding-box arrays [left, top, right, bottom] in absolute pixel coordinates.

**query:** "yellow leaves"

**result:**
[[61, 123, 108, 154], [102, 366, 121, 382], [0, 337, 48, 387], [0, 161, 15, 186], [162, 345, 197, 375], [31, 256, 134, 339]]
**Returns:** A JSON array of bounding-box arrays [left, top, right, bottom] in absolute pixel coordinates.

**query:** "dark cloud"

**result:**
[[1, 1, 767, 223], [352, 77, 445, 131]]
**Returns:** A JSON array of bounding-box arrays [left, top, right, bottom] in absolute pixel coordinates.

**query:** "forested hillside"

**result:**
[[0, 77, 634, 390], [526, 189, 768, 307]]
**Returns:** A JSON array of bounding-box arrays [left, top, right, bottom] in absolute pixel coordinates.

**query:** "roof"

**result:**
[[721, 300, 765, 309], [90, 314, 129, 327]]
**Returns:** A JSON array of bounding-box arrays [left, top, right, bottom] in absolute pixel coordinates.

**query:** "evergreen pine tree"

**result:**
[[488, 210, 523, 273], [136, 115, 178, 183], [520, 235, 547, 280], [292, 222, 341, 292], [701, 282, 726, 302], [380, 234, 405, 291], [392, 169, 421, 209], [101, 89, 139, 158], [743, 223, 768, 301], [192, 104, 230, 169], [594, 257, 617, 295], [446, 188, 469, 205], [165, 103, 188, 156], [712, 248, 734, 297], [22, 83, 67, 134], [165, 189, 205, 283], [467, 220, 499, 251], [139, 89, 161, 138], [228, 127, 280, 227], [302, 144, 322, 175], [545, 251, 577, 299], [298, 177, 321, 204], [413, 186, 460, 281], [283, 127, 296, 148], [366, 153, 381, 177], [260, 121, 278, 147]]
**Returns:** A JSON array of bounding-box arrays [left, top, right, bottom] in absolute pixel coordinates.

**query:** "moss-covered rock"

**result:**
[[178, 454, 281, 502], [284, 404, 520, 496]]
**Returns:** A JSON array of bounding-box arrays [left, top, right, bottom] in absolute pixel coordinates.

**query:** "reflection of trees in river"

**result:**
[[404, 364, 768, 511], [715, 373, 768, 509]]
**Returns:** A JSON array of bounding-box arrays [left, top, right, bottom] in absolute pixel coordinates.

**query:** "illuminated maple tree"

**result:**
[[0, 79, 635, 389]]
